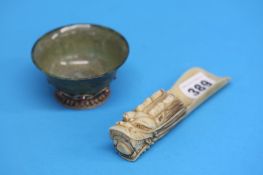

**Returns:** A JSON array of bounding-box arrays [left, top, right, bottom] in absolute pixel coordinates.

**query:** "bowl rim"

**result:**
[[31, 23, 129, 80]]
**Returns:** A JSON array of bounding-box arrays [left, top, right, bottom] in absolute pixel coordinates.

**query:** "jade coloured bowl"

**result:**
[[32, 24, 129, 109]]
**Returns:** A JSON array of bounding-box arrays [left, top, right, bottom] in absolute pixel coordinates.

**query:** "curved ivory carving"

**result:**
[[110, 68, 230, 161]]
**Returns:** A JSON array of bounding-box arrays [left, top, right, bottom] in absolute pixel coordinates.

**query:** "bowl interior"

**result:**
[[32, 24, 129, 80]]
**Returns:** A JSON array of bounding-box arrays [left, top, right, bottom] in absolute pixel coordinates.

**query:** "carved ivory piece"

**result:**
[[110, 67, 230, 161]]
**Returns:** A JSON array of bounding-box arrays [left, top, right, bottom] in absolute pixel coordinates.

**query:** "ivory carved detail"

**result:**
[[110, 68, 230, 161]]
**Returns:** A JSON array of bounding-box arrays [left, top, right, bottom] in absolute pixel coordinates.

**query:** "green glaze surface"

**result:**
[[32, 24, 129, 95], [32, 24, 129, 80]]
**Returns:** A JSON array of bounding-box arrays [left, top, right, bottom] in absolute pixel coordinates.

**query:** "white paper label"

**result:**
[[179, 72, 215, 99]]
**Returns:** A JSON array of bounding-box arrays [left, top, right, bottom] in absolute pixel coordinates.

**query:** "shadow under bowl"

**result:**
[[32, 24, 129, 109]]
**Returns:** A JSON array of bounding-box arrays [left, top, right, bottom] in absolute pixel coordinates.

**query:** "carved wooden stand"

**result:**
[[55, 87, 110, 109]]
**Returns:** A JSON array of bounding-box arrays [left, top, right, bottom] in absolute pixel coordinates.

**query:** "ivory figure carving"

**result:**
[[110, 67, 230, 161]]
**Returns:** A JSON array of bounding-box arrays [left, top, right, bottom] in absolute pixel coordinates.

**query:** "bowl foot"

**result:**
[[55, 87, 110, 109]]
